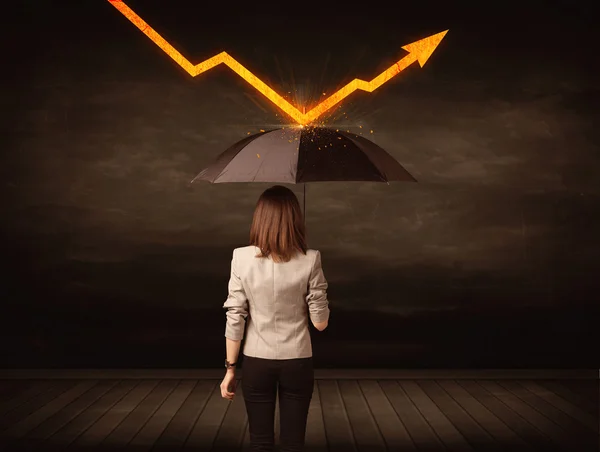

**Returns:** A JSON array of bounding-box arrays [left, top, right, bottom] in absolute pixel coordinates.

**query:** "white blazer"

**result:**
[[223, 245, 330, 360]]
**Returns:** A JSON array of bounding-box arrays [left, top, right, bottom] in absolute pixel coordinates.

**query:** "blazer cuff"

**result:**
[[310, 307, 330, 324], [224, 327, 244, 341]]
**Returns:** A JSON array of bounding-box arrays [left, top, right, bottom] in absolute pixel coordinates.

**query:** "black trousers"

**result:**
[[241, 355, 314, 452]]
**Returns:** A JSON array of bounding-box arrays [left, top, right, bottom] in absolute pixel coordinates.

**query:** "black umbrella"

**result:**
[[190, 126, 416, 224]]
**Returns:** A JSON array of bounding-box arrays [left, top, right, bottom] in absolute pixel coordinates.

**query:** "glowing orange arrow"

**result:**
[[108, 0, 447, 125]]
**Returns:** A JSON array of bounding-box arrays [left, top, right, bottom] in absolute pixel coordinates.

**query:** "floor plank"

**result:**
[[212, 382, 247, 451], [0, 380, 56, 418], [499, 380, 597, 450], [43, 379, 138, 448], [0, 380, 33, 402], [538, 380, 598, 416], [0, 380, 75, 431], [419, 379, 501, 452], [477, 380, 572, 451], [69, 379, 159, 448], [457, 379, 560, 452], [438, 380, 534, 451], [561, 379, 600, 405], [128, 379, 196, 451], [183, 381, 230, 450], [152, 380, 216, 451], [516, 380, 598, 433], [20, 379, 119, 444], [0, 376, 594, 451], [378, 379, 445, 452], [318, 380, 357, 452], [304, 381, 327, 452], [338, 379, 387, 452], [358, 380, 416, 452], [1, 380, 98, 440], [0, 380, 17, 399], [100, 379, 178, 448], [400, 380, 474, 452]]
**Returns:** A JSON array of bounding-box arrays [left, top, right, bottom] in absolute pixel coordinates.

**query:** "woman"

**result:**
[[220, 185, 330, 452]]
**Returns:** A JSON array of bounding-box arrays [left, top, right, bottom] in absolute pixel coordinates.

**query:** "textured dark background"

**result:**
[[1, 0, 598, 368]]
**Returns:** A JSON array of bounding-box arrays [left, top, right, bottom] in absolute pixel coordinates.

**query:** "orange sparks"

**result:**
[[107, 0, 447, 125]]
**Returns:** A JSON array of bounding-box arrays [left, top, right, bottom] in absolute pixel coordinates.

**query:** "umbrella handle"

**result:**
[[303, 183, 307, 230], [303, 109, 307, 232]]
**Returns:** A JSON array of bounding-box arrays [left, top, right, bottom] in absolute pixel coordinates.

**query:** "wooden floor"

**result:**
[[0, 376, 597, 451]]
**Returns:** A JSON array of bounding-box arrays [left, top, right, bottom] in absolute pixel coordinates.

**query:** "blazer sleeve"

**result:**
[[223, 249, 249, 341], [306, 250, 330, 323]]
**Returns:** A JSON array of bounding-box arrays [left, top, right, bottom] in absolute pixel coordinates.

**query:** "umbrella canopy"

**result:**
[[191, 126, 417, 184]]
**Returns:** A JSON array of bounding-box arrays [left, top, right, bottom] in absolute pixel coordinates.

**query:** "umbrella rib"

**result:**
[[251, 155, 269, 182], [337, 132, 387, 181]]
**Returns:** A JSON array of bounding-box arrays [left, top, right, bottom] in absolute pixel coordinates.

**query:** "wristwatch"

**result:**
[[225, 359, 236, 369]]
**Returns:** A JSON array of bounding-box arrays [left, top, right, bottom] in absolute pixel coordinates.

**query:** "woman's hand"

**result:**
[[220, 370, 237, 400]]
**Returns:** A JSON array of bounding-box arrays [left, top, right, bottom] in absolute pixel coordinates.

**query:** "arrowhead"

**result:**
[[402, 30, 448, 67]]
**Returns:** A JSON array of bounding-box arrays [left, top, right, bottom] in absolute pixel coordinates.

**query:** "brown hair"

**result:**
[[249, 185, 307, 263]]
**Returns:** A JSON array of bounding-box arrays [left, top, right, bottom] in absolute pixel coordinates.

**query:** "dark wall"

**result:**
[[1, 1, 598, 368]]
